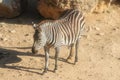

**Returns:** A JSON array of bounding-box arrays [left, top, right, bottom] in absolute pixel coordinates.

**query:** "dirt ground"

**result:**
[[0, 5, 120, 80]]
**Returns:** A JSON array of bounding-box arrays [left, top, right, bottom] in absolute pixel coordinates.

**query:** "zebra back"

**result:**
[[34, 9, 85, 47], [46, 9, 85, 46], [60, 9, 85, 31]]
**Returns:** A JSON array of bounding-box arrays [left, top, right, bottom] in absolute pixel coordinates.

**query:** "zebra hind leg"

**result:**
[[74, 39, 80, 64]]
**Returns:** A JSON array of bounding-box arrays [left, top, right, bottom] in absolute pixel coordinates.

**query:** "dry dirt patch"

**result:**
[[0, 5, 120, 80]]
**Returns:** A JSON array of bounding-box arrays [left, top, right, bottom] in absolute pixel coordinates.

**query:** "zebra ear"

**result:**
[[32, 22, 38, 30]]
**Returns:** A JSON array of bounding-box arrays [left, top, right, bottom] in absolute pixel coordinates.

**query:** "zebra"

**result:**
[[32, 9, 85, 73]]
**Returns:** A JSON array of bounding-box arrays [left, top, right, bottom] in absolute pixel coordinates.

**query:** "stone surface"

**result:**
[[37, 0, 97, 19], [91, 0, 117, 13], [37, 0, 119, 19], [0, 0, 27, 18]]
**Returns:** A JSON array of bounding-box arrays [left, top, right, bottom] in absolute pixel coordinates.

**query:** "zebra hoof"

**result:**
[[66, 58, 73, 63], [54, 68, 58, 73], [54, 69, 57, 73], [74, 59, 78, 64], [43, 71, 47, 74], [74, 61, 78, 65], [43, 68, 48, 73]]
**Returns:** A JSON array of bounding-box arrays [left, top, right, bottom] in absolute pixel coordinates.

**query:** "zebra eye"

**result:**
[[38, 38, 41, 40]]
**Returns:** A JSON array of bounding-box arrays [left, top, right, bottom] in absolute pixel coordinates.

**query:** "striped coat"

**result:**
[[32, 9, 85, 73]]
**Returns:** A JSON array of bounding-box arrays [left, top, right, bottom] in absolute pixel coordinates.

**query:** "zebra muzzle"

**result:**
[[32, 47, 38, 54]]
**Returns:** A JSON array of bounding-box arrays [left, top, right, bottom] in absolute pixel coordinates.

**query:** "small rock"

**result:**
[[30, 58, 34, 60], [95, 27, 100, 31], [0, 73, 4, 76], [18, 73, 22, 76], [77, 77, 83, 80], [9, 30, 16, 33], [25, 34, 29, 36], [96, 33, 105, 36], [0, 37, 8, 41], [23, 40, 27, 42], [99, 33, 105, 36], [11, 30, 16, 33], [112, 28, 118, 31], [88, 74, 92, 76], [17, 42, 21, 45], [82, 35, 88, 39], [0, 23, 6, 28], [27, 39, 32, 42], [46, 76, 50, 79], [0, 25, 3, 27], [117, 58, 120, 60]]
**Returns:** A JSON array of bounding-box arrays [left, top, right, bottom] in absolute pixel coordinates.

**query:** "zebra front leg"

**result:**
[[67, 44, 75, 62], [74, 38, 80, 64], [43, 47, 49, 73], [54, 47, 60, 72]]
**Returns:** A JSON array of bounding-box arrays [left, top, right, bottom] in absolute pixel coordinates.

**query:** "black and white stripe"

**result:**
[[32, 9, 85, 73]]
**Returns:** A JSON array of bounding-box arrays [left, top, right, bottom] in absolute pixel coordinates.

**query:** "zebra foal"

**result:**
[[32, 9, 85, 73]]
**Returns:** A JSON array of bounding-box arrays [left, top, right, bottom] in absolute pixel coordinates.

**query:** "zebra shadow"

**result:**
[[0, 47, 45, 75], [0, 46, 74, 64], [0, 47, 73, 74]]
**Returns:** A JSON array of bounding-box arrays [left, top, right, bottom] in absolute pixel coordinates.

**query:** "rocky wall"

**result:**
[[0, 0, 27, 18]]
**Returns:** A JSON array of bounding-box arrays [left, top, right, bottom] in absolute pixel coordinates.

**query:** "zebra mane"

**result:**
[[59, 9, 80, 19], [38, 20, 54, 28], [32, 22, 38, 30], [38, 20, 53, 25]]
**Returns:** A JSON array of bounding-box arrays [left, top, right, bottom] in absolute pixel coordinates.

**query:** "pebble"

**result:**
[[28, 39, 32, 42], [29, 58, 34, 60], [96, 33, 105, 36], [82, 35, 88, 39], [0, 73, 4, 76], [17, 41, 21, 45], [95, 27, 100, 31], [117, 58, 120, 60], [0, 25, 3, 27], [0, 37, 8, 41], [9, 30, 16, 33], [0, 23, 6, 28], [77, 77, 83, 80], [46, 76, 50, 79], [23, 40, 27, 42], [18, 73, 22, 76], [25, 34, 29, 36], [99, 33, 105, 36]]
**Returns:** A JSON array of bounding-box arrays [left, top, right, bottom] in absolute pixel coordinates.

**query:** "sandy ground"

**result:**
[[0, 5, 120, 80]]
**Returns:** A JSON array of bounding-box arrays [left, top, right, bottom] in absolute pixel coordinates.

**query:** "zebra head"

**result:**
[[32, 23, 47, 54]]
